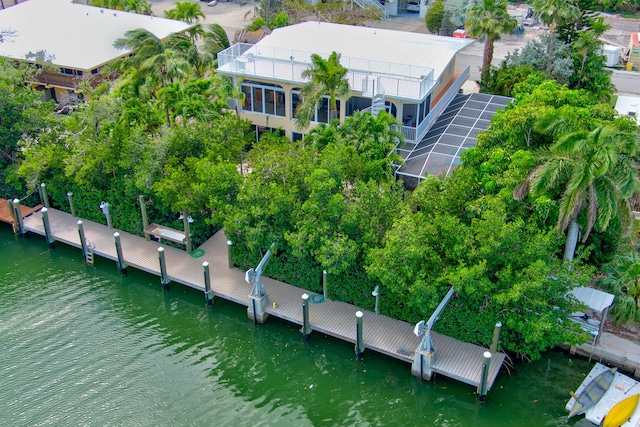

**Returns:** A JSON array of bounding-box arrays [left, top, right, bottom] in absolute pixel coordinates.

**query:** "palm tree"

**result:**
[[164, 1, 205, 23], [465, 0, 518, 83], [515, 123, 639, 261], [114, 29, 191, 124], [203, 23, 230, 65], [600, 253, 640, 323], [531, 0, 580, 75], [296, 51, 350, 128]]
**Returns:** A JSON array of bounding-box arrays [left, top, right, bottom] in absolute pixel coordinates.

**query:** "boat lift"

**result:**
[[245, 242, 276, 298], [414, 286, 455, 354]]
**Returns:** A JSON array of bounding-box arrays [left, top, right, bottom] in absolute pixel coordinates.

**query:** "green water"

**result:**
[[0, 226, 594, 426]]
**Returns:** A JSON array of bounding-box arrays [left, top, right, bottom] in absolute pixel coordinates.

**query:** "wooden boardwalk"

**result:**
[[0, 198, 42, 224], [20, 207, 505, 391]]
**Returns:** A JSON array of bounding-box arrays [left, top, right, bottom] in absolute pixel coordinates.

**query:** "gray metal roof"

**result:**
[[0, 0, 193, 70], [570, 287, 615, 314], [396, 92, 512, 181]]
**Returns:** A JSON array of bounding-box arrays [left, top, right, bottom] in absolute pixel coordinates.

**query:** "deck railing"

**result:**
[[218, 44, 435, 100]]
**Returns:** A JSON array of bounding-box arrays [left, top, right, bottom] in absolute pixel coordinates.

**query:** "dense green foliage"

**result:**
[[2, 7, 639, 359]]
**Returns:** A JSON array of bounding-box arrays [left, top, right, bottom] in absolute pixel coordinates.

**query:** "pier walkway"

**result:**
[[20, 207, 505, 391], [0, 198, 42, 225]]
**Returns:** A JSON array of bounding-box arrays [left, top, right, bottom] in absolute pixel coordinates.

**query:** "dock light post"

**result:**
[[41, 207, 54, 248], [179, 211, 193, 254], [355, 311, 364, 359], [203, 261, 213, 306], [114, 232, 126, 275], [302, 293, 311, 341], [40, 183, 50, 209], [372, 286, 379, 315], [478, 351, 492, 401], [67, 192, 76, 217], [100, 201, 112, 229]]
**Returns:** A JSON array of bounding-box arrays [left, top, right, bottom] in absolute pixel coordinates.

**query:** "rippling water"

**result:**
[[0, 227, 593, 426]]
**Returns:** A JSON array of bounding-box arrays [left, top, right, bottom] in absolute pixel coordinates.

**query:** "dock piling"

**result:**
[[477, 351, 492, 401], [490, 322, 502, 354], [203, 261, 213, 306], [41, 207, 54, 248], [8, 198, 19, 234], [355, 311, 364, 359], [114, 232, 126, 274], [372, 286, 379, 315], [139, 195, 150, 241], [302, 293, 311, 341], [227, 240, 233, 268], [40, 183, 50, 209], [158, 247, 169, 289], [12, 198, 25, 236], [67, 192, 76, 217], [77, 220, 88, 261], [323, 270, 328, 300]]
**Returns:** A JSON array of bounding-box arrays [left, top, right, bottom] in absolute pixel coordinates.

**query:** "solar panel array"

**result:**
[[396, 93, 512, 180]]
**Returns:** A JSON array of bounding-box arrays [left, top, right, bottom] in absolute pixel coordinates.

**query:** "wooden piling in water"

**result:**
[[114, 232, 126, 274], [203, 261, 213, 306], [355, 311, 364, 359], [41, 207, 54, 248], [302, 293, 311, 341]]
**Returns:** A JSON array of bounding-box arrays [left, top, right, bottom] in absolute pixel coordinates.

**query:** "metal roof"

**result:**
[[0, 0, 193, 71], [569, 287, 615, 314], [257, 21, 474, 79], [396, 92, 512, 179]]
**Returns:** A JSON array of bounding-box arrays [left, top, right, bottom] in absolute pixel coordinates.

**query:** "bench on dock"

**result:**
[[144, 223, 186, 244]]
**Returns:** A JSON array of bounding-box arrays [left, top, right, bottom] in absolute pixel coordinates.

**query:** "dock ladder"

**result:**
[[85, 239, 95, 265]]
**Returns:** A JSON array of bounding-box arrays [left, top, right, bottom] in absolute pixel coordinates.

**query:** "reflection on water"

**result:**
[[0, 228, 592, 426]]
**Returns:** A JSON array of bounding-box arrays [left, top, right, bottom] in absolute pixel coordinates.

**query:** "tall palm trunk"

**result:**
[[482, 38, 495, 83], [563, 218, 579, 261], [545, 25, 556, 75]]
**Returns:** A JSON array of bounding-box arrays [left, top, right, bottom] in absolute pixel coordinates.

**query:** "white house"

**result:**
[[216, 21, 474, 144], [0, 0, 193, 101]]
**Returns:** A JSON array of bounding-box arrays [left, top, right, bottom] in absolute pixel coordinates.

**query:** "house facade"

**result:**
[[216, 21, 473, 144], [0, 0, 192, 103]]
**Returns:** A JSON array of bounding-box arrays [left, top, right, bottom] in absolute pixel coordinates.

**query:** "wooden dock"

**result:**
[[19, 207, 505, 391], [0, 198, 42, 224]]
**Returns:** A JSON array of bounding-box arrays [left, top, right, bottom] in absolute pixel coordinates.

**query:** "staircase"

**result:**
[[363, 76, 386, 117], [352, 0, 388, 19]]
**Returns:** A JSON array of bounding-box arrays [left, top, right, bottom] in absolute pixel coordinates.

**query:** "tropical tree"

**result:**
[[296, 51, 350, 128], [600, 252, 640, 323], [164, 1, 205, 23], [465, 0, 518, 83], [514, 123, 639, 261], [531, 0, 580, 75], [114, 29, 192, 123], [425, 0, 445, 34]]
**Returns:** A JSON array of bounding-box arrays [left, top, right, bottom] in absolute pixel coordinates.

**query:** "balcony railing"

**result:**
[[31, 71, 108, 91], [218, 44, 435, 100]]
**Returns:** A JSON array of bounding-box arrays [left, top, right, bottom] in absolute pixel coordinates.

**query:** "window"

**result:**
[[292, 89, 339, 124], [292, 132, 304, 142], [402, 95, 430, 128], [241, 80, 285, 117]]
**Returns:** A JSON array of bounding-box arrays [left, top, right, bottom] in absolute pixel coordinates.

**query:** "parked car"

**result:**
[[407, 0, 420, 12]]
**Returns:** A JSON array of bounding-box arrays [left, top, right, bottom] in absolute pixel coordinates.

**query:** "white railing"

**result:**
[[217, 44, 435, 100], [400, 65, 470, 142], [352, 0, 388, 19]]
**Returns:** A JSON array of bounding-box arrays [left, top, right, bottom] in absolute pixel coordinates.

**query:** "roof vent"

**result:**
[[113, 12, 117, 16]]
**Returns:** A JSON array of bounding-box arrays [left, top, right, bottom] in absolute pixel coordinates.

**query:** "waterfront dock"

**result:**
[[19, 206, 505, 391], [0, 198, 42, 225]]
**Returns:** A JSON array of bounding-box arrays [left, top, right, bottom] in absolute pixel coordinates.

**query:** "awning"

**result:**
[[569, 287, 615, 314]]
